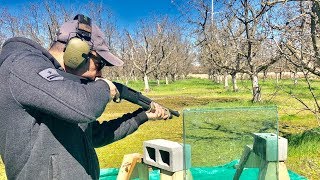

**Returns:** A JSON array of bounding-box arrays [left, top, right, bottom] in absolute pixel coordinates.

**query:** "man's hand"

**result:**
[[96, 78, 119, 102], [146, 102, 170, 120]]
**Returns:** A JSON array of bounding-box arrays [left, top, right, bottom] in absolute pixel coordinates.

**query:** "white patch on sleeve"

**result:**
[[38, 68, 64, 81]]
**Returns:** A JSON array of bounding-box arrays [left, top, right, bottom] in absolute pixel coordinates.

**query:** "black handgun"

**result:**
[[113, 82, 180, 119]]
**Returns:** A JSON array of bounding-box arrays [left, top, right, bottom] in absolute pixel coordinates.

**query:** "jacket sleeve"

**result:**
[[90, 108, 148, 148], [8, 51, 110, 124]]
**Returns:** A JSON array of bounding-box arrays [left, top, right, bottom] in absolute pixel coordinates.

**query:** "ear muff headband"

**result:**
[[63, 14, 92, 69]]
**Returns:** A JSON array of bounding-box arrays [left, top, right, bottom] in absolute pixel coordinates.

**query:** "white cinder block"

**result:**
[[143, 139, 191, 172], [278, 136, 288, 161]]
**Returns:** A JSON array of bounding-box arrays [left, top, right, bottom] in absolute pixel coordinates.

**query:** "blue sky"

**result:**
[[1, 0, 180, 29], [106, 0, 179, 24]]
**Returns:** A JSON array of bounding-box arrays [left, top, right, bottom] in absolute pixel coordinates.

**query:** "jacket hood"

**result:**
[[0, 37, 61, 68]]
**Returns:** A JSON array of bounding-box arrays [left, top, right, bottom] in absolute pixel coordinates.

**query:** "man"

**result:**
[[0, 14, 168, 179]]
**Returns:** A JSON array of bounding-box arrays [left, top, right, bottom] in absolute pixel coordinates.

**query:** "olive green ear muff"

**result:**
[[63, 38, 90, 69], [63, 14, 92, 69]]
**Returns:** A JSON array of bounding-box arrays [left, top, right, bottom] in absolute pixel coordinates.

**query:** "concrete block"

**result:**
[[143, 139, 191, 172], [253, 133, 288, 162]]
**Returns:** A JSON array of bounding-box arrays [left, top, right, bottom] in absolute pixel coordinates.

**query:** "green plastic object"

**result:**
[[98, 160, 307, 180]]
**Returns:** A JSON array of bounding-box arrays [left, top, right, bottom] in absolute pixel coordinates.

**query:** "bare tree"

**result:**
[[22, 3, 46, 45], [186, 0, 245, 92], [126, 17, 176, 92], [157, 19, 194, 84], [117, 30, 138, 84], [44, 1, 60, 43], [270, 1, 320, 115], [221, 0, 281, 101], [1, 8, 23, 37]]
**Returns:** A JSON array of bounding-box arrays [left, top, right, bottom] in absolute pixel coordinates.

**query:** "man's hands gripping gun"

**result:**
[[112, 82, 180, 119]]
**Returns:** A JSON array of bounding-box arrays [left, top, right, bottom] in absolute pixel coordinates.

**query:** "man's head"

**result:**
[[49, 14, 123, 80]]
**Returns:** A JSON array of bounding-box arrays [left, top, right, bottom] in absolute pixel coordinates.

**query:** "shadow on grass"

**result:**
[[287, 127, 320, 146]]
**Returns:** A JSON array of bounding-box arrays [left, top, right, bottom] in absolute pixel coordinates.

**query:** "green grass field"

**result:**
[[0, 77, 319, 179]]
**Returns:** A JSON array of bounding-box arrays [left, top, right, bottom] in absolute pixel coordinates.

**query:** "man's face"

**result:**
[[75, 51, 106, 80]]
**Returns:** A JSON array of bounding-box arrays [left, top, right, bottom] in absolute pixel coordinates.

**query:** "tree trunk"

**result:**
[[263, 70, 267, 81], [209, 73, 213, 80], [208, 69, 213, 80], [216, 74, 221, 84], [157, 79, 160, 86], [224, 73, 229, 89], [240, 73, 245, 80], [251, 74, 261, 102], [144, 74, 150, 92], [293, 72, 298, 85], [165, 76, 169, 85], [171, 74, 176, 82], [125, 77, 129, 86], [231, 73, 238, 92]]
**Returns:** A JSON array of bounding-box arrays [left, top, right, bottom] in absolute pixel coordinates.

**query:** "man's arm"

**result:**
[[9, 51, 110, 124], [90, 108, 148, 148], [89, 102, 169, 148]]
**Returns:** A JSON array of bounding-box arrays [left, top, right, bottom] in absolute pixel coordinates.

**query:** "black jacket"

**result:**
[[0, 37, 148, 180]]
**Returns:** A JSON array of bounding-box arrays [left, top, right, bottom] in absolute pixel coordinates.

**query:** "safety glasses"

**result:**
[[89, 53, 106, 71]]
